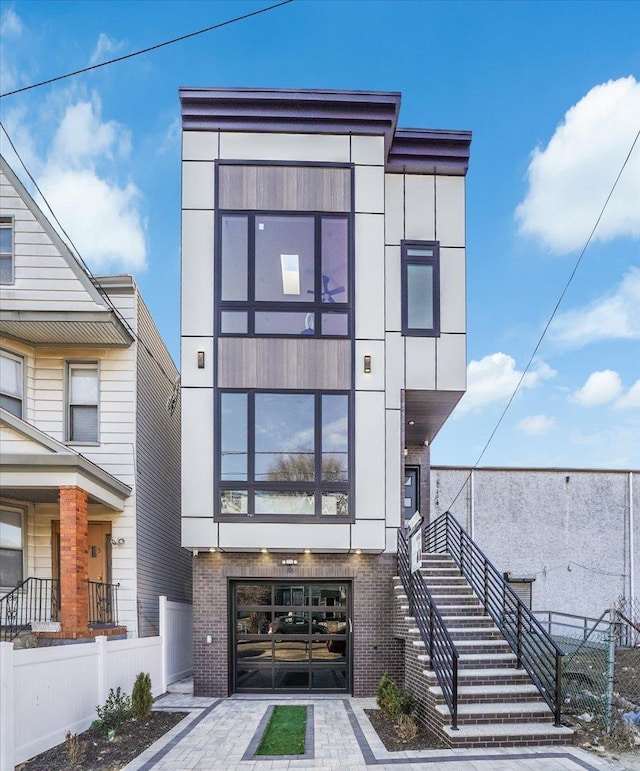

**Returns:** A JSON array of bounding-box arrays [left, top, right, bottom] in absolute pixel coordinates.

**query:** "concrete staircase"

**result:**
[[393, 552, 573, 748]]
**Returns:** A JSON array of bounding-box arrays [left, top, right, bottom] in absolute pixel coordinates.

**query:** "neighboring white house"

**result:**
[[179, 88, 471, 696], [0, 153, 191, 642], [431, 465, 639, 619]]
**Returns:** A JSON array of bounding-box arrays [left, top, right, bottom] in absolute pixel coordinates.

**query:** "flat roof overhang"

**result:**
[[0, 310, 133, 347], [404, 390, 465, 446], [179, 87, 471, 176]]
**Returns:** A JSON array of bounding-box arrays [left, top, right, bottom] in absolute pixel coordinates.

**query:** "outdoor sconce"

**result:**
[[197, 351, 205, 369], [363, 355, 372, 374], [281, 559, 298, 566], [110, 537, 126, 546]]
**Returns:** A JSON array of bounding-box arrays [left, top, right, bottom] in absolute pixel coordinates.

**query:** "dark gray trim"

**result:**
[[180, 88, 401, 155], [388, 129, 472, 176], [135, 701, 222, 771], [432, 464, 640, 474], [242, 703, 315, 760]]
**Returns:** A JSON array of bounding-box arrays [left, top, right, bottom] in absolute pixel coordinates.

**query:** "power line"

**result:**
[[0, 0, 295, 99], [445, 127, 640, 512], [0, 120, 179, 397]]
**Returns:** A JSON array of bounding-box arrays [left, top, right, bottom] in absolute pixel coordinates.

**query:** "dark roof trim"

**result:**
[[431, 465, 640, 475], [179, 88, 471, 176], [387, 129, 472, 176], [180, 87, 401, 155]]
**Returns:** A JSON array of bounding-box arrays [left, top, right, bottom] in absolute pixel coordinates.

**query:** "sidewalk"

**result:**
[[122, 683, 627, 771]]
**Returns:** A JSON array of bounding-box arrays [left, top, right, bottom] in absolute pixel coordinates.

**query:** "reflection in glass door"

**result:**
[[232, 581, 350, 692]]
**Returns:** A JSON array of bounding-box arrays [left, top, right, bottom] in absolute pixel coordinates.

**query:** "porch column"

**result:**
[[59, 485, 92, 639]]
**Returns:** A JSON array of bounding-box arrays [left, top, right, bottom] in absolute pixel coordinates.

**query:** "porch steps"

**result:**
[[392, 553, 572, 748]]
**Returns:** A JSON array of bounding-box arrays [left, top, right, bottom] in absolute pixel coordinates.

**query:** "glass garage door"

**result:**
[[232, 581, 350, 692]]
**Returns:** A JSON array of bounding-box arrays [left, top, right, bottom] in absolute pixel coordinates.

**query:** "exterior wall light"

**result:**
[[261, 548, 268, 554], [209, 547, 216, 553], [363, 355, 372, 374], [197, 351, 205, 369], [304, 549, 311, 554], [354, 549, 362, 555], [281, 559, 298, 565]]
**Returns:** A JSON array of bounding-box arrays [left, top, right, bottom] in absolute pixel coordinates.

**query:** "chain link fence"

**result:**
[[536, 599, 640, 736]]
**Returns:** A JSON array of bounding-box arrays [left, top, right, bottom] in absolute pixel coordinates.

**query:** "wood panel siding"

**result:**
[[218, 165, 351, 212], [134, 295, 191, 636], [217, 338, 351, 390]]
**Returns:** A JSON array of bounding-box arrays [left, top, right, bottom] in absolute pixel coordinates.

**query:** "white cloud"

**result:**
[[615, 380, 640, 410], [457, 353, 557, 415], [550, 267, 640, 348], [1, 8, 23, 36], [516, 77, 640, 253], [89, 33, 125, 65], [515, 414, 556, 436], [4, 93, 148, 272], [570, 370, 622, 407]]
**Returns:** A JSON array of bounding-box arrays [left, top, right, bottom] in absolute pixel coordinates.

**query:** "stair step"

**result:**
[[427, 586, 475, 596], [430, 683, 543, 704], [441, 722, 572, 747], [407, 628, 509, 652], [418, 652, 518, 669], [438, 605, 485, 615], [448, 627, 502, 639], [435, 701, 553, 725], [422, 666, 534, 686], [440, 615, 493, 627]]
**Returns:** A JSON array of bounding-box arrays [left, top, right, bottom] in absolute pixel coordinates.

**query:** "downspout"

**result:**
[[629, 472, 635, 625]]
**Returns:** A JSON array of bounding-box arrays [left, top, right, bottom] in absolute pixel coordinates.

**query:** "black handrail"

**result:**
[[88, 580, 119, 626], [425, 512, 565, 726], [398, 529, 459, 729], [0, 578, 59, 642]]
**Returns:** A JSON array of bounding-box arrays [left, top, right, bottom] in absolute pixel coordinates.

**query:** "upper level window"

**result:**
[[0, 507, 24, 587], [218, 390, 350, 520], [218, 213, 350, 337], [67, 362, 99, 443], [401, 240, 440, 337], [0, 351, 23, 417], [0, 217, 14, 284]]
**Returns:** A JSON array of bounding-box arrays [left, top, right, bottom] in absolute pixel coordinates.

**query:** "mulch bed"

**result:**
[[16, 711, 187, 771], [364, 709, 447, 752]]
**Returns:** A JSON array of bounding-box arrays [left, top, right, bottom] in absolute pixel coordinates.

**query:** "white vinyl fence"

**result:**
[[0, 596, 192, 771], [160, 596, 193, 684]]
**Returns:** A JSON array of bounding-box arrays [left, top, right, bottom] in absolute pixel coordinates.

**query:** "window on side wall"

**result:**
[[218, 390, 350, 520], [0, 351, 23, 417], [0, 507, 24, 587], [67, 362, 99, 443], [0, 217, 14, 285], [401, 240, 440, 337]]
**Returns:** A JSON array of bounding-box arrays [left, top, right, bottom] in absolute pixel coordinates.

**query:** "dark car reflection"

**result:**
[[269, 615, 328, 635]]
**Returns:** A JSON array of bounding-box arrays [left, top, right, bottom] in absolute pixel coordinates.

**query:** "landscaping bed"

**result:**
[[364, 709, 447, 752], [16, 711, 186, 771]]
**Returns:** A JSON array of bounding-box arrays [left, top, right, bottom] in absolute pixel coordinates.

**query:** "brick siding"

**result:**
[[192, 551, 402, 697], [58, 485, 90, 638]]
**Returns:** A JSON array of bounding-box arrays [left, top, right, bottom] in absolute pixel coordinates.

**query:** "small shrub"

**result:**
[[376, 673, 416, 719], [65, 731, 86, 764], [395, 713, 419, 743], [132, 672, 153, 719], [93, 687, 132, 735]]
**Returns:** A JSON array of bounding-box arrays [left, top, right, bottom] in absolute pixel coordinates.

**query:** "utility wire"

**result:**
[[0, 120, 179, 398], [0, 0, 295, 99], [445, 127, 640, 512]]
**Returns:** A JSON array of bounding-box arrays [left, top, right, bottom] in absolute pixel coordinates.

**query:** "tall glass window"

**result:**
[[218, 391, 350, 520], [218, 213, 350, 337], [67, 362, 99, 443], [401, 241, 440, 337]]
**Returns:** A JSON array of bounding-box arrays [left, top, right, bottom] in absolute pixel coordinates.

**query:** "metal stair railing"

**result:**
[[0, 578, 60, 642], [398, 528, 460, 729], [88, 580, 120, 626], [425, 511, 565, 726]]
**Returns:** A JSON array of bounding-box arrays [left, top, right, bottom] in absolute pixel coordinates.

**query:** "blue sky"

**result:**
[[1, 0, 639, 469]]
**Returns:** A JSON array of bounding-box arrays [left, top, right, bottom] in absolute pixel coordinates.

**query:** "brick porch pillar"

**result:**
[[59, 486, 92, 639]]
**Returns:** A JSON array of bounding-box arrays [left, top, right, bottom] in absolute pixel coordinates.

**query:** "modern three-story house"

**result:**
[[179, 88, 470, 696]]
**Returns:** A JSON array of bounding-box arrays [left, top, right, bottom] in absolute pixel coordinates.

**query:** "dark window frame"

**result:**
[[216, 209, 353, 339], [216, 388, 353, 523], [0, 216, 14, 285], [401, 240, 440, 337]]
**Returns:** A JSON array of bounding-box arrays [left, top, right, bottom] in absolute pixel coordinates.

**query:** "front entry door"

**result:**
[[52, 521, 112, 583], [232, 581, 350, 693], [403, 466, 420, 527]]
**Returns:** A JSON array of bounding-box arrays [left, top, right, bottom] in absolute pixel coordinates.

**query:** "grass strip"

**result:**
[[255, 705, 307, 756]]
